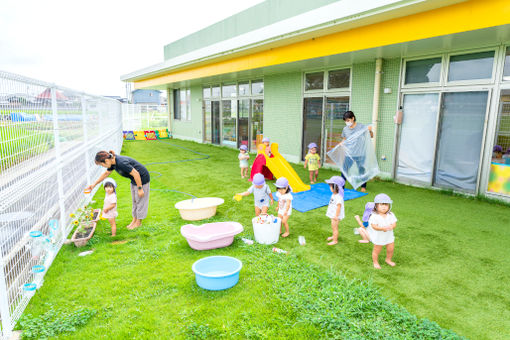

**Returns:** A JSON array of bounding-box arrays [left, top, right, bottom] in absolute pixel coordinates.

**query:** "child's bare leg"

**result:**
[[261, 206, 268, 214], [244, 168, 249, 177], [314, 170, 318, 182], [358, 228, 370, 243], [372, 245, 382, 269], [328, 219, 338, 245], [354, 215, 364, 228], [241, 168, 244, 178], [385, 243, 395, 266], [255, 206, 262, 216], [281, 215, 290, 237], [309, 171, 314, 184], [108, 218, 116, 236]]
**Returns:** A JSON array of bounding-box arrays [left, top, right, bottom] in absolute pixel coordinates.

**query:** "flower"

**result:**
[[73, 220, 79, 225], [70, 213, 75, 218]]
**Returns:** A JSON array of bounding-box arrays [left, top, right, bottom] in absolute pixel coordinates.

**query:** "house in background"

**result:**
[[132, 89, 161, 105], [121, 0, 510, 201]]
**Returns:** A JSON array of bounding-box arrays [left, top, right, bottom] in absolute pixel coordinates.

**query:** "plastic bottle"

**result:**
[[241, 238, 254, 245], [272, 247, 287, 254], [298, 236, 306, 245]]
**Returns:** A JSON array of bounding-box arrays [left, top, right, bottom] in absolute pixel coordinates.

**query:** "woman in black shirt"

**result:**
[[85, 150, 150, 230]]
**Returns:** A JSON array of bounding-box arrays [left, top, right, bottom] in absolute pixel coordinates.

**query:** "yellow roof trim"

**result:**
[[134, 0, 510, 89]]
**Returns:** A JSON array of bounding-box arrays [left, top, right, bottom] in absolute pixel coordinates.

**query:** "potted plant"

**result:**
[[69, 205, 100, 247]]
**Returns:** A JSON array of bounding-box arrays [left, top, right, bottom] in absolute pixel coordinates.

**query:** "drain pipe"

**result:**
[[371, 58, 383, 148]]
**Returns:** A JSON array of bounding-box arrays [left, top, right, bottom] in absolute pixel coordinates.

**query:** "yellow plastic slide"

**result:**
[[258, 143, 310, 193]]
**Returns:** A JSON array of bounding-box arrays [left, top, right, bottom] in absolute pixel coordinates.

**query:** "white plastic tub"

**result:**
[[252, 216, 281, 245], [175, 197, 224, 221]]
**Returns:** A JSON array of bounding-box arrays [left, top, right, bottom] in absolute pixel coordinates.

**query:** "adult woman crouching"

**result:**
[[85, 150, 150, 230]]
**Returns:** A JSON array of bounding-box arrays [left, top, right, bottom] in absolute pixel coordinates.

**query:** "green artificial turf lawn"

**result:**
[[19, 139, 510, 339]]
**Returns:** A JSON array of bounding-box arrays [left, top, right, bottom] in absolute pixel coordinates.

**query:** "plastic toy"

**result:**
[[145, 130, 157, 140], [252, 214, 281, 245]]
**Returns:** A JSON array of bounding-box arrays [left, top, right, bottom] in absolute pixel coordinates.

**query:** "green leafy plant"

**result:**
[[19, 306, 96, 339], [70, 204, 96, 236]]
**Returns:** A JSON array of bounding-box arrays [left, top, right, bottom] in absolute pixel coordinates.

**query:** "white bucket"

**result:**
[[252, 216, 281, 245]]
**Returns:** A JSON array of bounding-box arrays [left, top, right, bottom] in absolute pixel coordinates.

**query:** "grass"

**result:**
[[19, 139, 510, 339]]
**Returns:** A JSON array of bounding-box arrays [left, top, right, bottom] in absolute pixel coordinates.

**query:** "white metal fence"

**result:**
[[122, 103, 169, 131], [0, 70, 123, 339]]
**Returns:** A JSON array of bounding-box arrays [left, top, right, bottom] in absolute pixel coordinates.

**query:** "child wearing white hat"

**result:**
[[368, 193, 397, 269], [102, 178, 118, 236]]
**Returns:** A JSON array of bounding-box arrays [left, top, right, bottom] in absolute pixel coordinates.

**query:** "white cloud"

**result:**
[[0, 0, 264, 97]]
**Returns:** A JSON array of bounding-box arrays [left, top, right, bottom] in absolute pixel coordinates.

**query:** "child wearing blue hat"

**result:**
[[368, 193, 397, 269], [274, 177, 293, 237], [304, 142, 321, 184], [238, 145, 250, 178], [354, 202, 375, 243], [235, 173, 274, 216], [325, 176, 345, 245]]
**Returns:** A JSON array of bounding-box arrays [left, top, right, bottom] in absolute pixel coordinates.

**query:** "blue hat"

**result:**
[[362, 202, 375, 222], [239, 145, 248, 151], [308, 142, 318, 149], [374, 193, 392, 204], [275, 177, 289, 188], [253, 173, 265, 185], [262, 137, 270, 143]]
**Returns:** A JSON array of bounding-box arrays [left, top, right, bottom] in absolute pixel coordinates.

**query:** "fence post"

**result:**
[[82, 95, 91, 185], [52, 87, 67, 233], [0, 257, 12, 339]]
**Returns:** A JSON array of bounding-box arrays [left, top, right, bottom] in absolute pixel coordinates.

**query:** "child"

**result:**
[[304, 142, 321, 184], [354, 202, 375, 243], [262, 137, 271, 156], [238, 145, 250, 178], [274, 177, 293, 237], [325, 176, 345, 245], [367, 193, 397, 269], [102, 178, 118, 236], [236, 173, 274, 216]]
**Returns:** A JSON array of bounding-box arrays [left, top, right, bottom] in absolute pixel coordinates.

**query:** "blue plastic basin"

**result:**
[[192, 256, 242, 291]]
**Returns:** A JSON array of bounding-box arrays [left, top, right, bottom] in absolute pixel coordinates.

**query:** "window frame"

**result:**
[[401, 54, 444, 89], [445, 48, 498, 86], [303, 66, 352, 94]]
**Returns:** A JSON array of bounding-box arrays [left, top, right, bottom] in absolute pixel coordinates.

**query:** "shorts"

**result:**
[[255, 198, 270, 209], [362, 221, 369, 228]]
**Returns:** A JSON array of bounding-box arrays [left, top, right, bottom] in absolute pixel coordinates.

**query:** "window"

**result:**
[[212, 85, 220, 98], [328, 69, 350, 89], [251, 80, 264, 95], [222, 84, 236, 98], [448, 51, 494, 82], [238, 82, 249, 96], [305, 72, 324, 91], [173, 88, 191, 120], [405, 57, 442, 84], [203, 87, 211, 99], [504, 47, 510, 80]]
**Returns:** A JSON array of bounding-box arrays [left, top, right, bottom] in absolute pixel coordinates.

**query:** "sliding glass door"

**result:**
[[238, 99, 249, 149], [302, 97, 323, 160], [434, 91, 489, 191], [324, 96, 349, 164], [396, 91, 489, 192], [396, 93, 439, 184]]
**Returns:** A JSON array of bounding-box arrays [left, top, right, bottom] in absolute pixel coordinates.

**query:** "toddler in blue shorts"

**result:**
[[354, 202, 375, 243], [235, 173, 274, 216]]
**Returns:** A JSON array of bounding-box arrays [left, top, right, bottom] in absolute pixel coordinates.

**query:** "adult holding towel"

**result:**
[[85, 150, 150, 230]]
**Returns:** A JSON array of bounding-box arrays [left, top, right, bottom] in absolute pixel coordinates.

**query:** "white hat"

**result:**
[[103, 178, 117, 188]]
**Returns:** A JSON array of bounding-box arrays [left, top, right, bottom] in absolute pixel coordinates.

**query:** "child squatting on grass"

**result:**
[[274, 177, 293, 238], [238, 145, 250, 178], [325, 176, 345, 246], [102, 178, 118, 237], [354, 202, 375, 243], [367, 194, 397, 269], [236, 173, 274, 216], [304, 142, 321, 184]]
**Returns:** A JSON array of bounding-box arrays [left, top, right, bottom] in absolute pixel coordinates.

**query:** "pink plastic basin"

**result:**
[[180, 222, 244, 250]]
